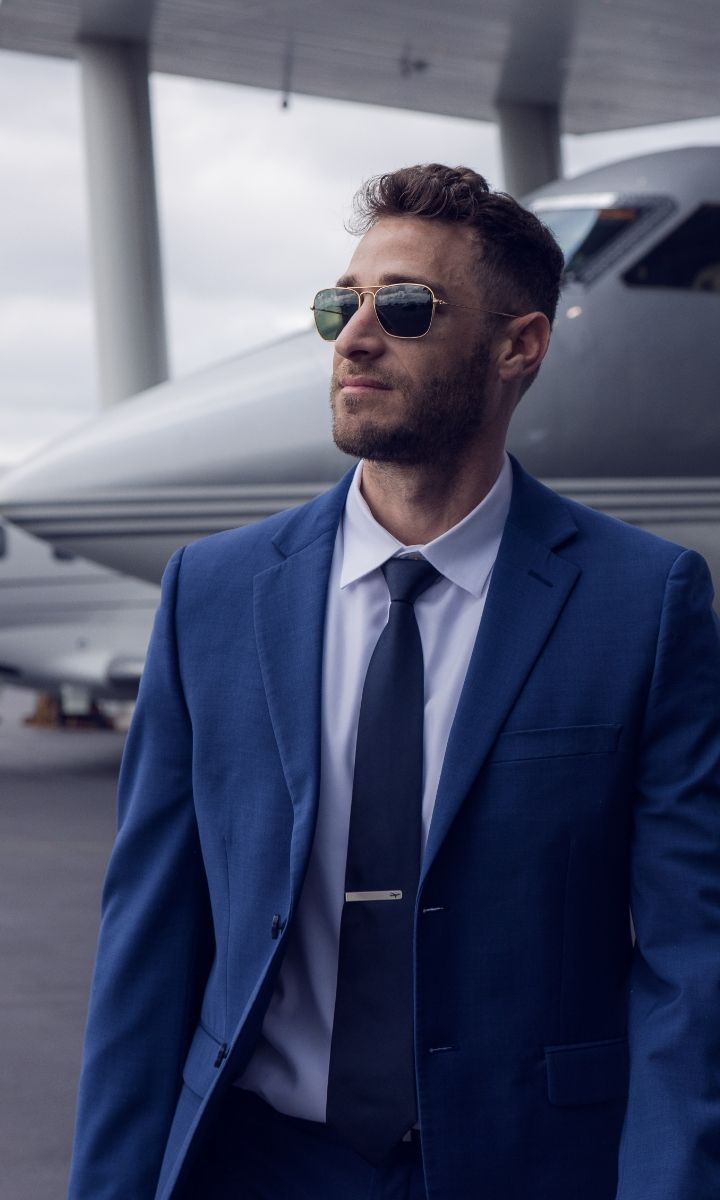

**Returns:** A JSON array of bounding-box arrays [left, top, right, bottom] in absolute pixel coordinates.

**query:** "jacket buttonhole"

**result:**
[[213, 1043, 228, 1069]]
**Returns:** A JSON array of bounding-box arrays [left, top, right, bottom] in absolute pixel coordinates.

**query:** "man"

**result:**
[[69, 164, 720, 1200]]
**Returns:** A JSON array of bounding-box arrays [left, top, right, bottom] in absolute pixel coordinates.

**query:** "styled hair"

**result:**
[[349, 164, 564, 326]]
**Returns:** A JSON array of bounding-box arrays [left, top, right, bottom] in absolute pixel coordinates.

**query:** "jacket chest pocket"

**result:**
[[488, 723, 622, 763]]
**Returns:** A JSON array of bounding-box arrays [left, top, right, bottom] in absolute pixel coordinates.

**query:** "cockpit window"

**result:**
[[533, 203, 651, 280], [623, 205, 720, 293]]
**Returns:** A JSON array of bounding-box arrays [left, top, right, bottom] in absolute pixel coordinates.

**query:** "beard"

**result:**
[[330, 338, 492, 468]]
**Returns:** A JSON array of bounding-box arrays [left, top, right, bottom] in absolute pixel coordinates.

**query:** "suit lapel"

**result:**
[[422, 463, 581, 881], [252, 461, 582, 893], [253, 470, 354, 900]]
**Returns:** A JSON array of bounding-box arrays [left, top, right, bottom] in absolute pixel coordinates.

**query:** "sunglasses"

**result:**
[[311, 283, 520, 341]]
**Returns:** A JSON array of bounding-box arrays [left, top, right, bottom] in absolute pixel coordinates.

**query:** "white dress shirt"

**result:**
[[238, 454, 513, 1120]]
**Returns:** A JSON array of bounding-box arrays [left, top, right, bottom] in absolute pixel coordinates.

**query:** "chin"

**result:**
[[331, 414, 385, 457], [333, 425, 429, 466]]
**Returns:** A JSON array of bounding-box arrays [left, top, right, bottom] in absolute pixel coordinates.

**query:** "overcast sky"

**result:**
[[1, 47, 719, 470]]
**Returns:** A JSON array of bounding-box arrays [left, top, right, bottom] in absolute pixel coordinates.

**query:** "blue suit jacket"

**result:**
[[68, 458, 720, 1200]]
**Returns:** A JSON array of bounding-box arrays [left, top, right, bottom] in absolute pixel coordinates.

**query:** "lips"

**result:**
[[339, 376, 391, 390]]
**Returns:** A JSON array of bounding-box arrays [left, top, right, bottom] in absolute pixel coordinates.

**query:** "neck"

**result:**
[[360, 446, 506, 545]]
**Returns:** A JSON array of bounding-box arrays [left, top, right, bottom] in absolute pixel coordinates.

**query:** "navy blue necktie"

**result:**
[[327, 556, 440, 1163]]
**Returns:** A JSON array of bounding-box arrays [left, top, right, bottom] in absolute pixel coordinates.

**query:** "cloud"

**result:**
[[0, 53, 90, 299], [0, 293, 95, 420], [564, 113, 720, 176]]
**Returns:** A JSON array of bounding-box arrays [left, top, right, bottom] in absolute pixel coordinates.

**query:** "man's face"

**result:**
[[329, 215, 500, 467]]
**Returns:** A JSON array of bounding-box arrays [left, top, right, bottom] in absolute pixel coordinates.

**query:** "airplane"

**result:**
[[0, 147, 718, 598], [0, 517, 158, 709]]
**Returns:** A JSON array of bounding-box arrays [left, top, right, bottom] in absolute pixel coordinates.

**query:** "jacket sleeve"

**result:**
[[617, 549, 720, 1198], [68, 547, 213, 1200]]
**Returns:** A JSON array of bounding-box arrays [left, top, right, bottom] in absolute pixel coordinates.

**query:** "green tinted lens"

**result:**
[[375, 283, 434, 337], [312, 288, 359, 341]]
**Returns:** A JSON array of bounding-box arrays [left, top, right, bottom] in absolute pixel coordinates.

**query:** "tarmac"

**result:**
[[0, 686, 122, 1200]]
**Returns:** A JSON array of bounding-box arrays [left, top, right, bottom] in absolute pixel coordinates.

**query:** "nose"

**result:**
[[334, 292, 386, 362]]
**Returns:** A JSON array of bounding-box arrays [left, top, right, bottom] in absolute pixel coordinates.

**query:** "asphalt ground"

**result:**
[[0, 687, 122, 1200]]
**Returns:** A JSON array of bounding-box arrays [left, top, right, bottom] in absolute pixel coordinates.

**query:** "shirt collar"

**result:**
[[339, 453, 513, 598]]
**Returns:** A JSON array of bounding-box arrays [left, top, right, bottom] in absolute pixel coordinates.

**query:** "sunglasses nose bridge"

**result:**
[[354, 287, 379, 319], [343, 288, 382, 333], [333, 288, 386, 355]]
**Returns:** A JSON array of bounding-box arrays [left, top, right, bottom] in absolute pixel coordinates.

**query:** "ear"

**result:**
[[495, 312, 551, 384]]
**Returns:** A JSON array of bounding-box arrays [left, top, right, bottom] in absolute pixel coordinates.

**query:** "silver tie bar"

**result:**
[[345, 890, 403, 902]]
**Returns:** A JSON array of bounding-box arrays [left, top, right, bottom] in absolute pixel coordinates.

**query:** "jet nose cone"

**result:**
[[0, 330, 346, 582]]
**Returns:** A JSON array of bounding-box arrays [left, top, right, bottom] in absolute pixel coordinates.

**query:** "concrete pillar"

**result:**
[[496, 101, 563, 199], [78, 38, 168, 406]]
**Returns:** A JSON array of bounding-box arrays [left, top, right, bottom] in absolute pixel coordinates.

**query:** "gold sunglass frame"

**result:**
[[311, 283, 521, 341]]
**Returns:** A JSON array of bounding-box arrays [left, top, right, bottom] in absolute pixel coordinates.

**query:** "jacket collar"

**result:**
[[270, 466, 355, 559], [271, 455, 578, 561]]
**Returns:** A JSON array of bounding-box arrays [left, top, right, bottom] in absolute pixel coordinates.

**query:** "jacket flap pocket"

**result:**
[[182, 1023, 225, 1098], [545, 1036, 629, 1107], [490, 723, 622, 763]]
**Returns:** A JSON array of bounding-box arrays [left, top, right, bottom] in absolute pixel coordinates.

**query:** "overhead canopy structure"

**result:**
[[2, 0, 718, 406], [2, 0, 719, 133]]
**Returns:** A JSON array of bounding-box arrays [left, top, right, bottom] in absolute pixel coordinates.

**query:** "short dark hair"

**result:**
[[349, 163, 564, 326]]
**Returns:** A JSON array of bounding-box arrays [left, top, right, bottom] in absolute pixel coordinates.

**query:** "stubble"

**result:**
[[330, 338, 492, 469]]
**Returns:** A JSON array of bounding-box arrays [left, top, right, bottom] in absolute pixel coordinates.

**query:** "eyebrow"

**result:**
[[335, 271, 447, 296]]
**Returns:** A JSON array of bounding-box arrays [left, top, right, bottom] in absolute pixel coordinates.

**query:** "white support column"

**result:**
[[78, 38, 168, 406], [496, 102, 563, 199]]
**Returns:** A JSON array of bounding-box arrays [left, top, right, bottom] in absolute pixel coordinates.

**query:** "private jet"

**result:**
[[0, 518, 158, 705]]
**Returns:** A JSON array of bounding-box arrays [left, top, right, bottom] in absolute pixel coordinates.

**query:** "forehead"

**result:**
[[340, 216, 477, 292]]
